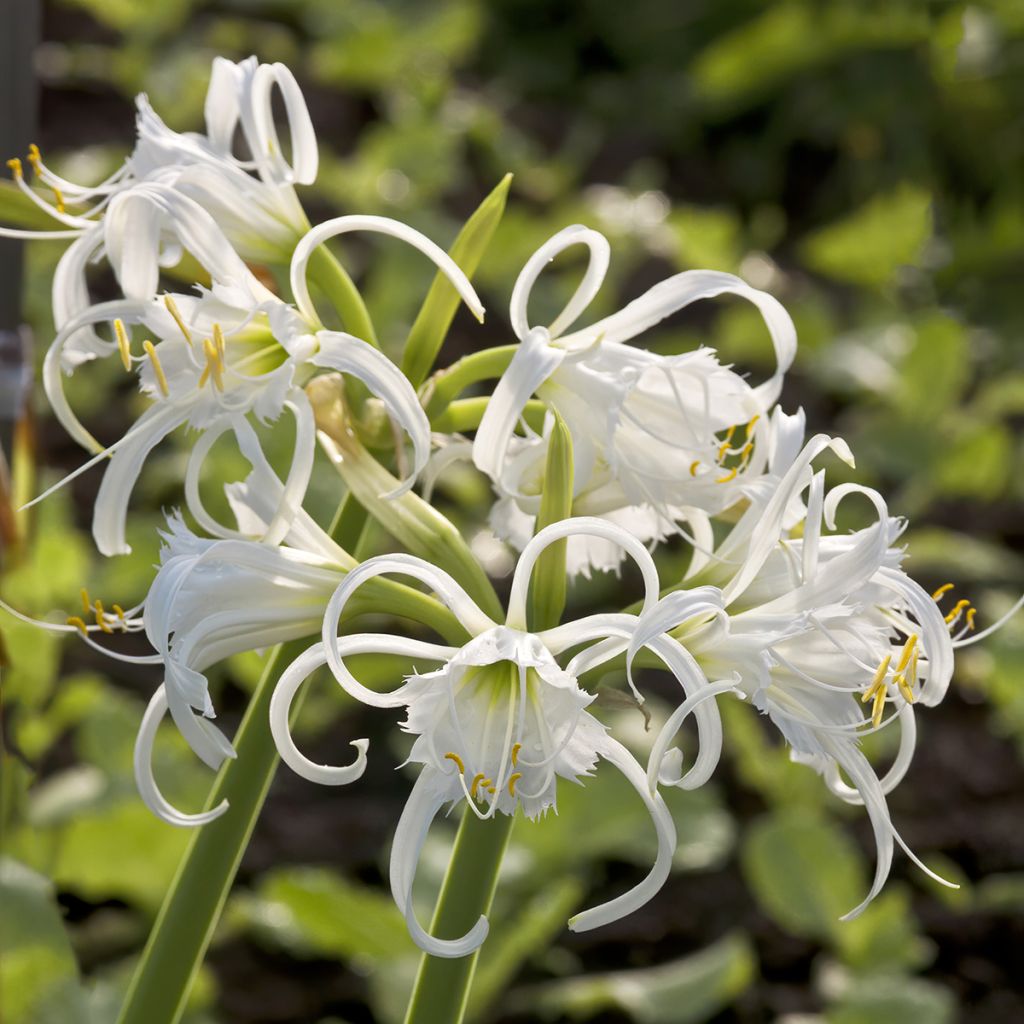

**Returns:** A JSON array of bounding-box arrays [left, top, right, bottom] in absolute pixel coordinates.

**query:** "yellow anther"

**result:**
[[27, 143, 41, 167], [716, 466, 739, 484], [862, 654, 891, 703], [511, 742, 522, 766], [689, 460, 700, 477], [143, 341, 170, 396], [52, 185, 66, 214], [6, 158, 22, 178], [745, 413, 760, 434], [738, 441, 755, 466], [93, 599, 113, 634], [723, 424, 737, 443], [944, 599, 971, 624], [163, 295, 193, 345], [896, 673, 915, 704], [508, 772, 522, 796], [444, 752, 465, 774], [202, 338, 225, 391], [932, 582, 955, 601], [871, 686, 886, 728], [80, 587, 91, 614], [716, 440, 732, 462], [966, 607, 976, 631], [114, 319, 132, 371], [486, 785, 496, 794], [112, 603, 128, 629], [213, 322, 226, 359], [895, 634, 918, 673], [469, 772, 487, 798], [66, 616, 88, 636]]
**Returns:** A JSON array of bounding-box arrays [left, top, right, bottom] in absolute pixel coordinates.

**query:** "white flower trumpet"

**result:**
[[471, 224, 797, 574], [269, 517, 732, 957]]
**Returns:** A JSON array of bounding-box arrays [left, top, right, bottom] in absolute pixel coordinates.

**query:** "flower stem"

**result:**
[[116, 638, 307, 1024], [305, 243, 378, 347], [403, 809, 515, 1024]]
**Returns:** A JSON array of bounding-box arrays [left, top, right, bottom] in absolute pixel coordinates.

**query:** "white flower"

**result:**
[[269, 517, 733, 957], [32, 215, 483, 556], [2, 57, 317, 344], [470, 225, 797, 574], [638, 427, 963, 917]]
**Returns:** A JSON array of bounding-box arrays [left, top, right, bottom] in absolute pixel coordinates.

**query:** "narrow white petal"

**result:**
[[825, 704, 916, 803], [509, 224, 610, 341], [311, 332, 431, 493], [556, 270, 797, 407], [270, 62, 318, 184], [134, 687, 229, 827], [269, 643, 370, 785], [203, 57, 243, 154], [321, 556, 493, 695], [290, 215, 484, 328], [261, 393, 316, 546], [390, 769, 489, 958], [646, 678, 739, 793], [568, 736, 676, 932], [93, 401, 191, 555], [471, 328, 564, 481], [506, 516, 662, 628]]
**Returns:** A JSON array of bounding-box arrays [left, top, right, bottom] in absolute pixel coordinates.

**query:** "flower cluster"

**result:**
[[7, 56, 1019, 960]]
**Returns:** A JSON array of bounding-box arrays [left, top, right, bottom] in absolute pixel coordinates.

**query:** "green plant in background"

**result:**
[[1, 3, 1023, 1024]]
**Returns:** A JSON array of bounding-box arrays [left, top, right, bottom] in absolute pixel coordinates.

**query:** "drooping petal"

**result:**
[[134, 687, 229, 827], [556, 270, 797, 408], [390, 768, 490, 958], [311, 331, 431, 495], [568, 736, 676, 933], [260, 393, 316, 546], [472, 328, 564, 482], [289, 215, 484, 328], [93, 401, 192, 555]]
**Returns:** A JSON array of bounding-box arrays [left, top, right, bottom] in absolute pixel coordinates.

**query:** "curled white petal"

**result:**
[[134, 687, 229, 827], [290, 215, 484, 328], [311, 331, 431, 495], [390, 769, 490, 958], [569, 736, 676, 933], [270, 643, 370, 785], [507, 516, 662, 629], [509, 224, 610, 341]]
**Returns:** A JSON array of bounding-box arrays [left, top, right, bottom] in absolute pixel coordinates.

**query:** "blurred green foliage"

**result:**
[[2, 0, 1024, 1022]]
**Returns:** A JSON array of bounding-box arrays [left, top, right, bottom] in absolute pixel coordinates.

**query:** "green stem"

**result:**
[[403, 809, 515, 1024], [305, 244, 378, 347], [430, 397, 546, 435], [117, 639, 306, 1024], [422, 345, 518, 419]]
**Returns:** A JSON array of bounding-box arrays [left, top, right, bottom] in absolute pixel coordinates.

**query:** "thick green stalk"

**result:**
[[528, 412, 574, 632], [117, 639, 306, 1024], [421, 345, 518, 419], [401, 175, 513, 388], [403, 809, 515, 1024], [430, 397, 545, 435], [305, 244, 378, 347]]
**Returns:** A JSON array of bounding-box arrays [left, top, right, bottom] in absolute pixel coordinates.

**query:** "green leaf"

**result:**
[[235, 866, 414, 963], [833, 885, 933, 974], [897, 314, 969, 422], [526, 931, 756, 1024], [826, 976, 956, 1024], [740, 809, 865, 943], [402, 173, 512, 386], [529, 412, 574, 631], [801, 184, 933, 288], [0, 857, 88, 1024], [934, 424, 1012, 500]]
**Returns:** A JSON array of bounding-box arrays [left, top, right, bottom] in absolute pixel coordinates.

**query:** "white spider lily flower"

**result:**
[[471, 225, 796, 574], [33, 216, 483, 555], [640, 432, 960, 918], [135, 447, 355, 827], [4, 58, 317, 359], [269, 517, 731, 958]]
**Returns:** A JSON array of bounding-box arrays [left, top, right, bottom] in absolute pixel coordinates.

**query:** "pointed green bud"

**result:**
[[529, 412, 574, 631], [402, 174, 513, 388]]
